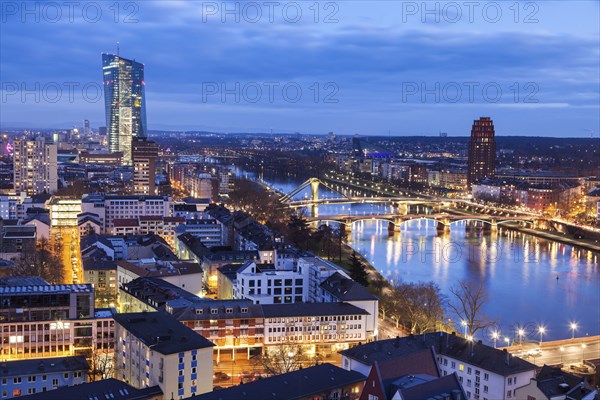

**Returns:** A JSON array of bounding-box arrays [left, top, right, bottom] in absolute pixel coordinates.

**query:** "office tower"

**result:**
[[467, 117, 496, 187], [132, 138, 158, 195], [13, 137, 58, 195], [83, 119, 91, 135], [102, 53, 147, 165]]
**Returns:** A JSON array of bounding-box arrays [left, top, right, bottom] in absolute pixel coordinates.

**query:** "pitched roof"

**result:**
[[340, 332, 537, 377], [18, 378, 162, 400], [195, 363, 366, 400], [319, 272, 379, 301], [396, 373, 466, 400], [535, 365, 592, 400]]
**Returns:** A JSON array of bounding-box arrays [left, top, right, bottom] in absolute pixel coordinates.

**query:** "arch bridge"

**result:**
[[280, 177, 436, 208], [305, 213, 541, 233]]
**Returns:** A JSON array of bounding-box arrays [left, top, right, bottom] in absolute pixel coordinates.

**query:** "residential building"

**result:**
[[195, 363, 366, 400], [0, 222, 36, 261], [114, 312, 215, 399], [0, 356, 88, 398], [467, 117, 496, 187], [81, 194, 171, 231], [514, 365, 597, 400], [117, 259, 203, 298], [19, 378, 162, 400], [13, 137, 58, 195], [340, 333, 537, 400], [174, 219, 225, 248], [167, 297, 264, 363], [82, 259, 118, 308], [318, 272, 379, 341], [102, 53, 147, 165], [132, 138, 158, 195]]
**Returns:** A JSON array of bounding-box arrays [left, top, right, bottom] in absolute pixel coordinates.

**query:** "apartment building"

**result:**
[[341, 333, 537, 400], [114, 312, 215, 399], [81, 194, 171, 231], [0, 356, 88, 398]]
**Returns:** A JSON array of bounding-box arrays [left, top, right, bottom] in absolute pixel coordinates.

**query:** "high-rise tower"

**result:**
[[467, 117, 496, 187], [102, 53, 147, 165]]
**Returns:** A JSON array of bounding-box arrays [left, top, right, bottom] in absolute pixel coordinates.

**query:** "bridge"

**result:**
[[280, 177, 436, 208], [305, 213, 540, 233]]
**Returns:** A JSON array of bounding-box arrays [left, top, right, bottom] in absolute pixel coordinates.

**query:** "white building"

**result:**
[[13, 137, 58, 195], [262, 302, 369, 353], [114, 311, 215, 399]]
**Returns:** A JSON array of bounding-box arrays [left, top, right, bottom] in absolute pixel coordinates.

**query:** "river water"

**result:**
[[235, 169, 600, 341]]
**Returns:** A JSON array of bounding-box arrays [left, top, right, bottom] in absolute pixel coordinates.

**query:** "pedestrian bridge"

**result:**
[[305, 213, 540, 232]]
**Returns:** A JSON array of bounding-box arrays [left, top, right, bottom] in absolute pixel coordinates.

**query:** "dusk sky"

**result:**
[[1, 1, 599, 136]]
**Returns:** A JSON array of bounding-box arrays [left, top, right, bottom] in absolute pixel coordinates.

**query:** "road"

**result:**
[[502, 337, 600, 367]]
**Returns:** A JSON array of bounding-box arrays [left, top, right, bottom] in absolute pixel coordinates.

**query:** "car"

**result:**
[[214, 372, 229, 381]]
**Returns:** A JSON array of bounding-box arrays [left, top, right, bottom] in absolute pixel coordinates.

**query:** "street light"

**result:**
[[570, 322, 578, 340], [461, 320, 468, 337], [504, 337, 510, 346], [538, 326, 545, 344], [517, 328, 525, 345], [491, 331, 499, 348]]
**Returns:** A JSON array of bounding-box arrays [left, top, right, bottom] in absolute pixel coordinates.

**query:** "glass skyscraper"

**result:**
[[102, 53, 147, 165]]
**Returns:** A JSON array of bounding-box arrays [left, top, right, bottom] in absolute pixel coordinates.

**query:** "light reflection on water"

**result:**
[[238, 170, 600, 340]]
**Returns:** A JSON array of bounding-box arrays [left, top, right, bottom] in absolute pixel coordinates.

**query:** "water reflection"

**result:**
[[237, 169, 600, 340]]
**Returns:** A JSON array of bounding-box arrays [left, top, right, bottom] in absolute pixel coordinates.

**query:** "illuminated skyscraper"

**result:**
[[467, 117, 496, 187], [102, 53, 147, 165]]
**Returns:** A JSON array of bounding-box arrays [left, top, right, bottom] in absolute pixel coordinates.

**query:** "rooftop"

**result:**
[[320, 272, 379, 301], [113, 311, 215, 355], [340, 332, 537, 377], [261, 302, 369, 318], [0, 356, 89, 379], [18, 378, 162, 400], [195, 363, 365, 400]]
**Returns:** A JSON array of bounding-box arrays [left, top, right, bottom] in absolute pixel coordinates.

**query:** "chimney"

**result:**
[[503, 349, 510, 366], [452, 389, 462, 400]]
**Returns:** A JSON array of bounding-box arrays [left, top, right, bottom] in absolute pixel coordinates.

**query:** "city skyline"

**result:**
[[0, 2, 598, 136]]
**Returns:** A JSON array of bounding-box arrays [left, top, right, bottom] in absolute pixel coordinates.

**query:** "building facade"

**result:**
[[114, 312, 214, 399], [467, 117, 496, 187], [132, 138, 158, 195], [13, 137, 58, 195], [102, 53, 147, 165]]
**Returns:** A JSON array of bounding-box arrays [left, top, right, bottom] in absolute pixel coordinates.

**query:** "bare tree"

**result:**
[[392, 280, 445, 334], [87, 348, 117, 381], [12, 238, 64, 283], [448, 280, 495, 338], [253, 342, 312, 375]]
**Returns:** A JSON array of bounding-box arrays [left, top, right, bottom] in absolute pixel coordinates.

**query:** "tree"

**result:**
[[12, 238, 64, 283], [87, 348, 117, 381], [448, 280, 495, 338], [253, 342, 311, 375], [392, 280, 445, 334], [348, 251, 369, 287]]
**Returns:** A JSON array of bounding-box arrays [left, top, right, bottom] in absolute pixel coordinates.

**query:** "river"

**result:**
[[235, 169, 600, 342]]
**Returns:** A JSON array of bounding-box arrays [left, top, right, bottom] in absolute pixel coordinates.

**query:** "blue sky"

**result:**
[[1, 1, 599, 136]]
